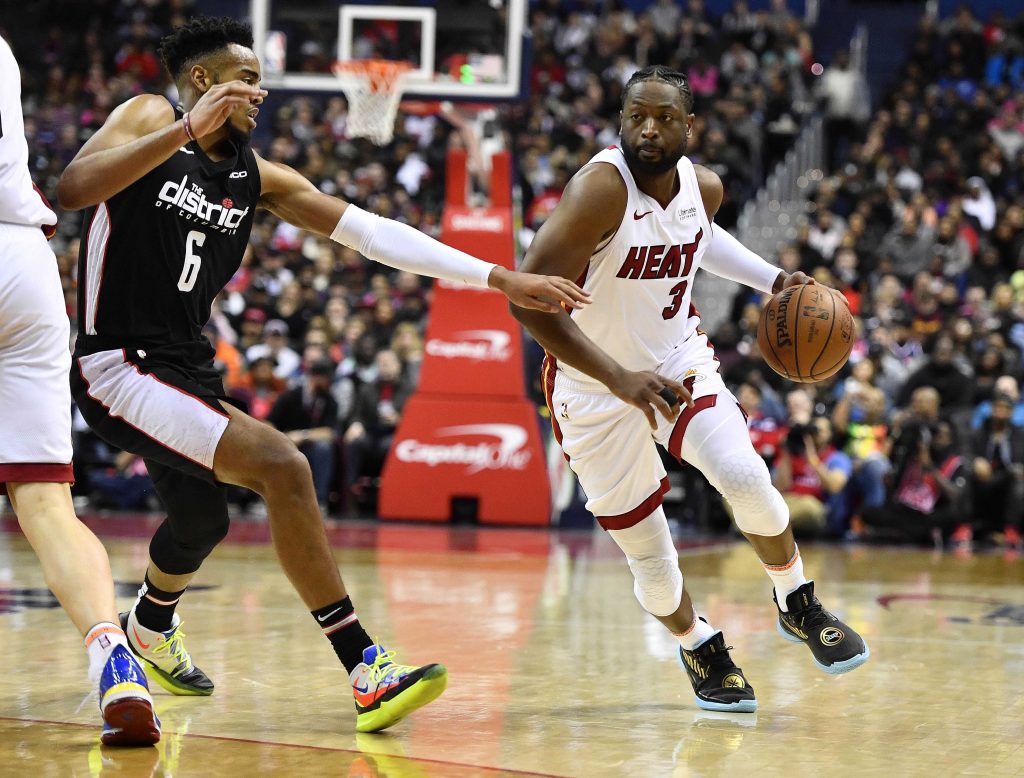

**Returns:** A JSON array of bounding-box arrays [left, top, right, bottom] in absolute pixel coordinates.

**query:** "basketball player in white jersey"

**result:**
[[513, 66, 869, 712], [0, 36, 159, 745]]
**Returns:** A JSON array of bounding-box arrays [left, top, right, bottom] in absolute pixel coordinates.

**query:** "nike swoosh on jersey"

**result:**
[[633, 210, 653, 220], [178, 146, 195, 155]]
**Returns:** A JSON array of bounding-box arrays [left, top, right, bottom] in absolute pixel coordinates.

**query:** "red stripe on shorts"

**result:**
[[0, 462, 74, 494], [597, 477, 671, 531], [668, 394, 718, 463]]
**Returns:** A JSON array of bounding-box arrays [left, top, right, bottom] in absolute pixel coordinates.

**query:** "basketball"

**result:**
[[757, 285, 853, 383]]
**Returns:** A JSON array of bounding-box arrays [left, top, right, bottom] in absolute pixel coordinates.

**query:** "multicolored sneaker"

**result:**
[[350, 645, 448, 733], [99, 644, 161, 746], [775, 581, 870, 674], [120, 610, 214, 696], [677, 629, 757, 713]]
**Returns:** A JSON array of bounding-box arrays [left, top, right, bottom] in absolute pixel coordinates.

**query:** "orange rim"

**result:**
[[332, 59, 412, 93]]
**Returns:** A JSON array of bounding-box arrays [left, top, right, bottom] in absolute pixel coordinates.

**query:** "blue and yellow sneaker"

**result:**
[[350, 645, 447, 733], [99, 644, 161, 746], [120, 610, 214, 696]]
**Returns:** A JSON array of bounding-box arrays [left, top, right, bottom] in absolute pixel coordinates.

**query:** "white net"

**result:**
[[333, 61, 412, 146]]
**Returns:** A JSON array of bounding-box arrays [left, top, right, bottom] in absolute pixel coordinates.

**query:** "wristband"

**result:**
[[182, 112, 196, 142]]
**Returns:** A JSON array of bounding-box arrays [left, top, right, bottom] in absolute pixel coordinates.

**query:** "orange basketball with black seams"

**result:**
[[757, 285, 853, 383]]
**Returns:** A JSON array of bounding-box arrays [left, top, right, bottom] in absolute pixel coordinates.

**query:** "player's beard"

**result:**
[[225, 116, 253, 146], [622, 137, 687, 177]]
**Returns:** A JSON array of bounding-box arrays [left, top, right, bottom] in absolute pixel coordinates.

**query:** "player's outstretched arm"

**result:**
[[254, 154, 590, 313], [58, 82, 265, 210], [692, 164, 792, 294], [512, 164, 692, 428]]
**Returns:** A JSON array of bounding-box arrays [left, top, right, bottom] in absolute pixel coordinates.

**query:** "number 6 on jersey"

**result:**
[[178, 230, 205, 292]]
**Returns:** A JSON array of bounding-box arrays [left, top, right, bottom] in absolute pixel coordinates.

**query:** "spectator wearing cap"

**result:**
[[246, 319, 301, 381], [267, 359, 340, 513], [962, 392, 1024, 550], [238, 307, 268, 354]]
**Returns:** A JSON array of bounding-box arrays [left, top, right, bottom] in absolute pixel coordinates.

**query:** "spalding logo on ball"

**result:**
[[757, 285, 853, 383]]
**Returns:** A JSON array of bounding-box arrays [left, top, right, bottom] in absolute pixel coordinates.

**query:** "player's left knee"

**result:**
[[715, 451, 789, 536]]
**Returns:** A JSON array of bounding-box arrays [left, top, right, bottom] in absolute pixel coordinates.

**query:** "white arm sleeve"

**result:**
[[702, 226, 781, 295], [331, 204, 496, 288]]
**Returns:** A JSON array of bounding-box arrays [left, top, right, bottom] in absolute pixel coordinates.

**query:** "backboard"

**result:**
[[250, 0, 526, 100]]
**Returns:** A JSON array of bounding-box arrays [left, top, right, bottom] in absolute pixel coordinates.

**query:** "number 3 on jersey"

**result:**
[[178, 230, 205, 292], [662, 280, 688, 320]]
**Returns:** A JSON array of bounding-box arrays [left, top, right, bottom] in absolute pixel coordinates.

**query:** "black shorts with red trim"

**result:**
[[71, 340, 236, 483]]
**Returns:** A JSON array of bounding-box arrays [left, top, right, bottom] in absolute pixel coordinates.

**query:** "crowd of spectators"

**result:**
[[10, 0, 1024, 551], [719, 4, 1024, 552], [10, 0, 817, 517]]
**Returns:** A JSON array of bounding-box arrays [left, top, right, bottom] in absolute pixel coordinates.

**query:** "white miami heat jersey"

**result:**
[[560, 146, 713, 387], [0, 36, 57, 231]]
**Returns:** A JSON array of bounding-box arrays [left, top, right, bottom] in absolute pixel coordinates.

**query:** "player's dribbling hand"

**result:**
[[778, 270, 850, 309], [188, 81, 268, 138], [493, 267, 593, 313], [609, 370, 693, 430]]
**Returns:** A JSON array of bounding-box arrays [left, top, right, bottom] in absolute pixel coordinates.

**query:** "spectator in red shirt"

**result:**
[[773, 417, 853, 537]]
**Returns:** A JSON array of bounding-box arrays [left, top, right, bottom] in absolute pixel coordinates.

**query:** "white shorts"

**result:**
[[0, 222, 73, 488], [544, 338, 739, 530]]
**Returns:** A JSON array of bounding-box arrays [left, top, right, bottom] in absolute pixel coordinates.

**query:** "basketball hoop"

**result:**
[[332, 60, 413, 146]]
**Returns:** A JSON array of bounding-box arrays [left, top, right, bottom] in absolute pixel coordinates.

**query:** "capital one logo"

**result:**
[[450, 212, 504, 232], [425, 329, 511, 362], [395, 423, 532, 473]]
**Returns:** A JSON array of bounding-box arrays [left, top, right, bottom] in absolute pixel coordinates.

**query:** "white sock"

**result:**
[[764, 546, 807, 612], [85, 622, 129, 684], [673, 610, 718, 651]]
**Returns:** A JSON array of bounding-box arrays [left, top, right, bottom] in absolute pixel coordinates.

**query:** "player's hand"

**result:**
[[608, 370, 693, 430], [492, 267, 592, 312], [187, 81, 267, 138], [776, 271, 850, 309]]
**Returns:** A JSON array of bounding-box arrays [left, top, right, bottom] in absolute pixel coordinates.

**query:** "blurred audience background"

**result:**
[[6, 0, 1024, 551]]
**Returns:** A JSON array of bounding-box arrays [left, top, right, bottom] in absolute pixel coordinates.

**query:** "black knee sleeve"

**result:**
[[147, 460, 230, 576]]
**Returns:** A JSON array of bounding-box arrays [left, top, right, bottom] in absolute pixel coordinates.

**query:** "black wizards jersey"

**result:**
[[75, 109, 260, 356]]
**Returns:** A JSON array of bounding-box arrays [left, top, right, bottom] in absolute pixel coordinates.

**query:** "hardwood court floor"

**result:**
[[0, 515, 1022, 777]]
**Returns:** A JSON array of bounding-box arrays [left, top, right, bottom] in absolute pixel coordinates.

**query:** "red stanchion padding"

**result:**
[[417, 205, 523, 398], [378, 394, 551, 524]]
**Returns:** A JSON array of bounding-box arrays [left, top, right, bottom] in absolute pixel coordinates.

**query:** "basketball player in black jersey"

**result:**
[[58, 16, 588, 733]]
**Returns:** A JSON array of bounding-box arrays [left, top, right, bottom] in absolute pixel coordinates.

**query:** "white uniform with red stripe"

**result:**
[[544, 147, 738, 527], [0, 35, 73, 488]]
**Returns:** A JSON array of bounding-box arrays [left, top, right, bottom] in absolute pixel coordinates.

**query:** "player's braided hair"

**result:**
[[158, 15, 254, 79], [623, 66, 694, 113]]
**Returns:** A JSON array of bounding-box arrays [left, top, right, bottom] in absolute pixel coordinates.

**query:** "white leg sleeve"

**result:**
[[682, 397, 790, 537], [608, 507, 684, 617]]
